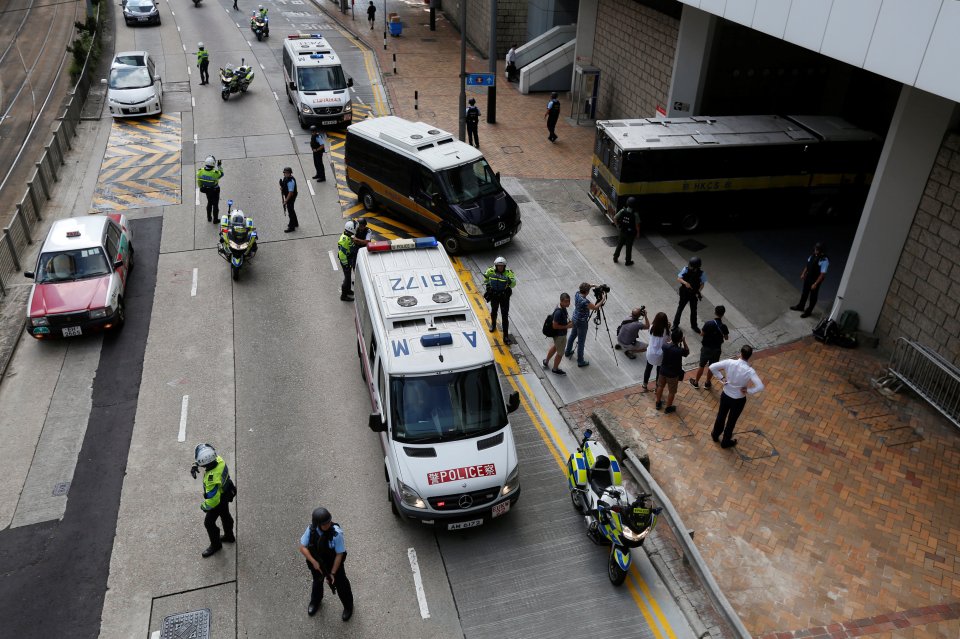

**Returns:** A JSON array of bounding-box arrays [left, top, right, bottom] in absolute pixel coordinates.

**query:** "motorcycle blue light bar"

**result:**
[[367, 237, 438, 253], [421, 333, 453, 347]]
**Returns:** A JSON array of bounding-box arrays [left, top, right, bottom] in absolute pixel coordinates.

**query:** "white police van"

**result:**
[[281, 33, 353, 128], [354, 237, 521, 529]]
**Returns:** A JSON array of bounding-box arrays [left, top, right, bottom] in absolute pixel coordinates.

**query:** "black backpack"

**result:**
[[812, 318, 839, 344], [542, 313, 555, 337]]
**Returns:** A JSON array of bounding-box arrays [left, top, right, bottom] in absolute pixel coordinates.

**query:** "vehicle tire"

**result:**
[[221, 90, 229, 101], [570, 489, 584, 514], [359, 187, 378, 212], [287, 90, 293, 104], [608, 553, 628, 586], [240, 85, 247, 93], [256, 31, 262, 41], [679, 212, 701, 233], [115, 298, 126, 330], [439, 234, 462, 255], [232, 265, 240, 281]]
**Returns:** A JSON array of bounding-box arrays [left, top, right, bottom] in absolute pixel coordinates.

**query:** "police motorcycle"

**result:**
[[218, 200, 258, 281], [220, 60, 254, 101], [250, 11, 269, 40], [567, 429, 661, 586]]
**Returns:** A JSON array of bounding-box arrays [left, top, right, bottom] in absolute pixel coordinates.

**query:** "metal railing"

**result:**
[[0, 1, 102, 298], [873, 337, 960, 428]]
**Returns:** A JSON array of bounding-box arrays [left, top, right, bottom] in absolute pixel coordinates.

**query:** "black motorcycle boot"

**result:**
[[201, 543, 222, 558]]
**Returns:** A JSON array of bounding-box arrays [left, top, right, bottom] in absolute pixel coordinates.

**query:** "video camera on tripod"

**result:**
[[592, 283, 611, 303]]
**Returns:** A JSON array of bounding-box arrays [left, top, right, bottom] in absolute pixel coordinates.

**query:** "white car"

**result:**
[[102, 50, 162, 117]]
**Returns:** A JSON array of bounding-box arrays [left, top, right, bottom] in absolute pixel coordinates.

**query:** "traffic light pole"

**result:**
[[486, 0, 496, 123]]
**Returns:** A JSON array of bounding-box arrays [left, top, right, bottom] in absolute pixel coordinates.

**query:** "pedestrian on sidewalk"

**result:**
[[690, 305, 729, 389], [190, 443, 235, 558], [543, 293, 572, 375], [505, 44, 518, 81], [298, 506, 355, 620], [483, 256, 516, 344], [643, 312, 669, 391], [791, 242, 828, 318], [280, 167, 299, 232], [466, 98, 481, 148], [197, 43, 210, 85], [612, 197, 640, 265], [674, 256, 705, 333], [309, 126, 327, 182], [709, 345, 765, 449], [564, 282, 605, 368], [655, 328, 689, 414], [545, 92, 561, 142], [367, 1, 376, 29], [615, 307, 649, 359]]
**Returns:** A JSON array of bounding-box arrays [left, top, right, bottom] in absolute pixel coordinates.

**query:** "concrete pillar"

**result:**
[[666, 6, 715, 117], [834, 85, 955, 333], [571, 0, 597, 71]]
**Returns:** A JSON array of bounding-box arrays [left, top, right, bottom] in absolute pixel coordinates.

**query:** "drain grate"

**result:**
[[161, 609, 210, 639], [501, 145, 523, 155], [52, 482, 70, 496], [678, 238, 707, 252]]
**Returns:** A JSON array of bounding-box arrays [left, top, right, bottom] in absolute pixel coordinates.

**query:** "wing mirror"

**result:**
[[289, 81, 297, 91], [23, 271, 34, 279], [368, 412, 386, 432], [113, 258, 124, 270], [506, 391, 519, 413], [100, 78, 107, 85], [347, 77, 354, 87]]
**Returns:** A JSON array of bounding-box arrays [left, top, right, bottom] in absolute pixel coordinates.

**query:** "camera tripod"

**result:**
[[590, 293, 620, 367]]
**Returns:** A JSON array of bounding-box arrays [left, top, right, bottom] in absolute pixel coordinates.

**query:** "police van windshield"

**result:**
[[439, 159, 500, 205], [297, 66, 348, 92], [390, 365, 507, 443]]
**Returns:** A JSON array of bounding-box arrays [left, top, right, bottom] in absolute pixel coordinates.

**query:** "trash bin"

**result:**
[[389, 20, 402, 36]]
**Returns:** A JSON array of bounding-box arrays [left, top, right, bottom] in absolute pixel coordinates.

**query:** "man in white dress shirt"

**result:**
[[708, 345, 765, 448]]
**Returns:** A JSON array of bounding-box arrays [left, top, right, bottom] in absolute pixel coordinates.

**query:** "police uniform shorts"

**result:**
[[657, 375, 679, 394], [699, 346, 722, 367], [552, 334, 567, 352]]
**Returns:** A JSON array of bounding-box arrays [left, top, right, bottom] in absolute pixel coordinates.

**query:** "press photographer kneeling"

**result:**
[[615, 306, 649, 359]]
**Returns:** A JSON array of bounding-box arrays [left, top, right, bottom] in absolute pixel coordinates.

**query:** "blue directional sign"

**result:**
[[465, 73, 495, 87]]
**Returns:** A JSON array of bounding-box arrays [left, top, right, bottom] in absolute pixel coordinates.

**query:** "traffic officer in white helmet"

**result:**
[[190, 443, 235, 557], [337, 220, 368, 301], [482, 256, 516, 345]]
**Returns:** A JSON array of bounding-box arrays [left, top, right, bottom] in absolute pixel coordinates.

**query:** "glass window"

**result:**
[[37, 248, 111, 283], [109, 67, 153, 90], [296, 66, 347, 91], [389, 365, 507, 443], [439, 159, 499, 205]]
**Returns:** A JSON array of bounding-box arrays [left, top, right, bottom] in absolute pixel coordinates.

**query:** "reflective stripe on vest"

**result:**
[[337, 233, 352, 265]]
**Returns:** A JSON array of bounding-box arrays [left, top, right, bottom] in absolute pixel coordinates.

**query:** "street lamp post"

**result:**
[[486, 0, 496, 123], [458, 0, 466, 141]]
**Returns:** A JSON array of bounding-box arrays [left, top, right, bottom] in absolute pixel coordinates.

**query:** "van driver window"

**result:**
[[417, 168, 438, 200]]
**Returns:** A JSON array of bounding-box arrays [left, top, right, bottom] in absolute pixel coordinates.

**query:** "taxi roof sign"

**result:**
[[66, 230, 81, 237]]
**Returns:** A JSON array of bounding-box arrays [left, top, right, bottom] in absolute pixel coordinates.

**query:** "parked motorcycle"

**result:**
[[218, 200, 258, 281], [250, 13, 269, 40], [567, 428, 661, 585], [220, 61, 254, 101]]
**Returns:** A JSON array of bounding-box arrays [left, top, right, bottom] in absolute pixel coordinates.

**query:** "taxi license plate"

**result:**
[[62, 326, 82, 337], [493, 237, 511, 247], [322, 119, 338, 125], [491, 501, 510, 518], [448, 519, 482, 530]]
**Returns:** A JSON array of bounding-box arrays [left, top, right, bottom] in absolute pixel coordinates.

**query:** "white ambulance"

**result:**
[[281, 33, 353, 128], [354, 237, 521, 529]]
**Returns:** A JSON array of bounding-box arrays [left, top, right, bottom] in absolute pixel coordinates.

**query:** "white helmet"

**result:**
[[198, 42, 205, 49], [230, 211, 246, 226], [195, 443, 217, 466], [494, 256, 507, 267], [204, 156, 216, 169], [258, 3, 263, 8], [344, 220, 357, 235]]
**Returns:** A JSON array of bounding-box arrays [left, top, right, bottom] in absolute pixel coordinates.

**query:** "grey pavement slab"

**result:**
[[242, 132, 295, 157], [11, 337, 102, 528], [149, 582, 236, 639], [196, 136, 247, 161]]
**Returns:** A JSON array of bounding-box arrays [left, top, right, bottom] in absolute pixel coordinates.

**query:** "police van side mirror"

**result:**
[[347, 77, 353, 87], [506, 391, 520, 414], [289, 81, 296, 91], [368, 412, 386, 432]]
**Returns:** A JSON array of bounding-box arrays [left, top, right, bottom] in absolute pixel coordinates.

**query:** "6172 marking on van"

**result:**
[[389, 273, 447, 291]]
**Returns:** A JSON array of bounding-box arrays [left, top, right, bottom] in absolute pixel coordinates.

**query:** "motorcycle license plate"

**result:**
[[447, 518, 482, 530], [491, 501, 510, 518], [322, 120, 338, 125], [62, 326, 82, 337], [493, 237, 511, 247]]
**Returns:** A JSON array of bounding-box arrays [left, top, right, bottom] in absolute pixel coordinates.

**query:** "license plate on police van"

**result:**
[[448, 518, 482, 530], [322, 119, 337, 125], [62, 326, 82, 337], [491, 501, 510, 518], [493, 237, 511, 247]]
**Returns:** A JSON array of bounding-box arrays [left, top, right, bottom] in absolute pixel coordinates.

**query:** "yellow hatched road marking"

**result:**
[[114, 178, 181, 192]]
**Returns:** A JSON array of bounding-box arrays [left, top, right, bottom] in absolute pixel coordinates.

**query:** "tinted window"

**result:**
[[297, 66, 347, 91], [37, 249, 111, 283], [114, 54, 146, 67], [439, 159, 499, 204], [105, 224, 121, 261], [109, 67, 153, 89]]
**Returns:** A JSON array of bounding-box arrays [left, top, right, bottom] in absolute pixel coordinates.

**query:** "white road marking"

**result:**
[[407, 548, 430, 619], [182, 44, 186, 51], [236, 22, 241, 27], [151, 632, 160, 639], [191, 268, 198, 296], [288, 128, 294, 138], [273, 91, 278, 101], [191, 96, 196, 108], [177, 25, 181, 32], [171, 10, 175, 15], [307, 180, 315, 196], [195, 187, 200, 206], [328, 251, 339, 271], [177, 395, 189, 442], [225, 7, 229, 12], [247, 40, 252, 46], [349, 86, 355, 94], [187, 65, 191, 75], [193, 133, 198, 144], [259, 62, 265, 70], [354, 95, 365, 104]]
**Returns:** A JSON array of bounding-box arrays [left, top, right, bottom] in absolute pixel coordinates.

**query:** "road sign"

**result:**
[[465, 73, 495, 87]]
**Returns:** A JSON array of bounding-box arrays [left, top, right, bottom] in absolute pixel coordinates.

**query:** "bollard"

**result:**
[[414, 90, 418, 111], [383, 31, 387, 50], [393, 53, 397, 75], [3, 227, 21, 270]]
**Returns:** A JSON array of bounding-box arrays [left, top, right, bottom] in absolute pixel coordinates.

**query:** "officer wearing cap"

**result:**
[[348, 218, 370, 268], [612, 196, 640, 265], [308, 126, 326, 182], [279, 167, 298, 232], [674, 256, 706, 333], [465, 98, 481, 148], [483, 256, 516, 344], [298, 506, 354, 620]]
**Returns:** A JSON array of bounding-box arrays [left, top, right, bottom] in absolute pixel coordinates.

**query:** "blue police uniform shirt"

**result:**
[[677, 266, 707, 284], [572, 291, 590, 323], [300, 524, 346, 553], [815, 256, 829, 274], [283, 176, 297, 193]]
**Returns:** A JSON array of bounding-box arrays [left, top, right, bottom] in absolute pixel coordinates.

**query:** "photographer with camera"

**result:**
[[564, 282, 607, 368], [615, 306, 649, 359]]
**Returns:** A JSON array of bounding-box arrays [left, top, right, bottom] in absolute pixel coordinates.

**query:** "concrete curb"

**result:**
[[0, 287, 29, 381]]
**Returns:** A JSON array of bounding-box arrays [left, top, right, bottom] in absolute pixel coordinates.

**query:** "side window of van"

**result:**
[[282, 48, 292, 81], [377, 362, 387, 419], [416, 167, 438, 200]]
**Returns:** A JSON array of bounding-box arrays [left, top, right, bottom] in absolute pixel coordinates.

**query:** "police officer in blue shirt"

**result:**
[[279, 167, 299, 232], [298, 507, 354, 620], [791, 242, 829, 318], [674, 256, 705, 333]]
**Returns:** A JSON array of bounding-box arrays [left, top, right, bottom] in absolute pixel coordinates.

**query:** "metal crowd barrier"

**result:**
[[0, 2, 101, 298], [873, 337, 960, 428]]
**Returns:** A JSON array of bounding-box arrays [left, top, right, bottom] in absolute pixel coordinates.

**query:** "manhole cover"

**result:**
[[161, 609, 210, 639], [52, 482, 70, 496], [678, 238, 707, 252], [501, 145, 522, 155]]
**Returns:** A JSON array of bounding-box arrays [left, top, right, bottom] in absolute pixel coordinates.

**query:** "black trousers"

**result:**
[[489, 293, 509, 335], [643, 363, 660, 386], [307, 561, 354, 610], [199, 61, 209, 84], [204, 187, 220, 218], [341, 263, 353, 296], [712, 392, 746, 443], [547, 116, 559, 140], [613, 232, 635, 262], [467, 124, 479, 147], [312, 151, 326, 180], [674, 291, 699, 330], [285, 196, 299, 228], [797, 278, 820, 312], [203, 501, 233, 546]]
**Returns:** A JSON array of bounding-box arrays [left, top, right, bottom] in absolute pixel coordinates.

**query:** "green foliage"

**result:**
[[66, 13, 103, 83]]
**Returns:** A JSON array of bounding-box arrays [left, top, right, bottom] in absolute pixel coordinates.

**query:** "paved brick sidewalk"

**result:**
[[568, 338, 960, 638], [323, 1, 594, 179]]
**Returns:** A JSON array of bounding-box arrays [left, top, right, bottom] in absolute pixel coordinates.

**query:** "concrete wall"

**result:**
[[444, 0, 530, 60], [877, 131, 960, 367], [591, 0, 679, 119]]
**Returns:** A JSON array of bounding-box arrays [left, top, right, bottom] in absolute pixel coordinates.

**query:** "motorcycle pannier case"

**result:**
[[567, 452, 588, 489]]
